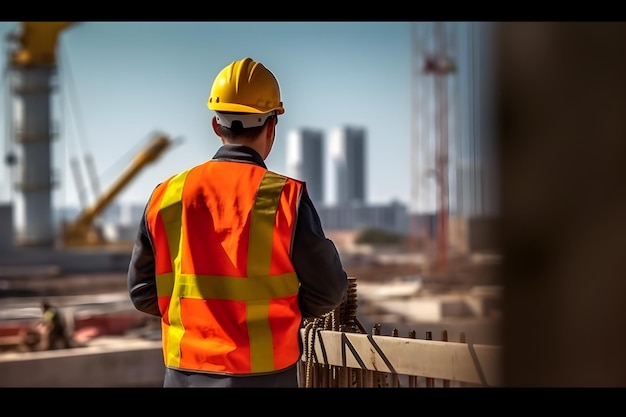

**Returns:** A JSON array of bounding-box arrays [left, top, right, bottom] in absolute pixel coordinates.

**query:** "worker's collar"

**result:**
[[212, 144, 267, 169]]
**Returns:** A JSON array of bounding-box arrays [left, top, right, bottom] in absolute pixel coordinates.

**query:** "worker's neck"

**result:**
[[224, 138, 268, 160]]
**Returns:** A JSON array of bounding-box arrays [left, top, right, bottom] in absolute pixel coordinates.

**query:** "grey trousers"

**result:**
[[163, 364, 299, 388]]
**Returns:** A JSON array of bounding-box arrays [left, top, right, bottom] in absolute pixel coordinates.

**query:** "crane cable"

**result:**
[[58, 37, 144, 212], [59, 39, 101, 207]]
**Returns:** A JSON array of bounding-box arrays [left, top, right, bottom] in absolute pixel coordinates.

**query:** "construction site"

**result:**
[[0, 21, 502, 388], [2, 22, 624, 388]]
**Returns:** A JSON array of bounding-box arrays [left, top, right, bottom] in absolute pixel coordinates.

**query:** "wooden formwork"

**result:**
[[299, 326, 502, 388], [298, 277, 502, 388]]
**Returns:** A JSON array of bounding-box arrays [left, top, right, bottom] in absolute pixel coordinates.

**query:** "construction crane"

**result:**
[[5, 22, 177, 248], [411, 22, 456, 275], [8, 22, 76, 67], [61, 133, 175, 247], [5, 22, 77, 246], [425, 22, 455, 274]]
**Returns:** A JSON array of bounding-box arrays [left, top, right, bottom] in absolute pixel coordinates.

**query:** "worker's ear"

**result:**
[[212, 117, 221, 136], [265, 116, 276, 139]]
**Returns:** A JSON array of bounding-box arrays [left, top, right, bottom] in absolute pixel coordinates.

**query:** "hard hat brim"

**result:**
[[208, 101, 284, 115]]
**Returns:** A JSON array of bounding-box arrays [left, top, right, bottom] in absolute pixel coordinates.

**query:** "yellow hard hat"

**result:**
[[207, 57, 285, 115]]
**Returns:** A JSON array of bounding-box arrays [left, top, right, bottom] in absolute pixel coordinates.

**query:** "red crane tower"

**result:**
[[410, 22, 457, 275]]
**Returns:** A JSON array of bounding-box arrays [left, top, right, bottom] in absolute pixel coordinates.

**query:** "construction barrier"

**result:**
[[299, 327, 501, 387], [298, 277, 502, 387]]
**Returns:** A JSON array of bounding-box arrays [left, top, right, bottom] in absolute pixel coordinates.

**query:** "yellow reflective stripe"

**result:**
[[248, 172, 286, 277], [156, 272, 175, 297], [158, 170, 189, 368], [160, 170, 189, 271], [248, 171, 288, 372], [155, 272, 299, 300], [248, 301, 273, 372]]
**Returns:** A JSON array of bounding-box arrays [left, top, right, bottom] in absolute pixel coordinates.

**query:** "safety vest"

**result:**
[[146, 160, 304, 375]]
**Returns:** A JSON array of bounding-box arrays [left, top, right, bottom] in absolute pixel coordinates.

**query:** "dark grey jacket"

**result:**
[[127, 144, 348, 321]]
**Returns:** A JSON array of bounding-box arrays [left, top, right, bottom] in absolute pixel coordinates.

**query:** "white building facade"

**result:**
[[327, 125, 367, 206], [286, 128, 324, 205]]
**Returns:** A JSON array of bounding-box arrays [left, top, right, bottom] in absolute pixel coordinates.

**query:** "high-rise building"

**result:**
[[286, 124, 407, 235], [286, 128, 324, 205], [328, 125, 366, 206]]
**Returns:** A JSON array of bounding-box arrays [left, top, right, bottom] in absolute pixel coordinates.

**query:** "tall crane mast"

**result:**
[[411, 22, 456, 275], [5, 22, 76, 246]]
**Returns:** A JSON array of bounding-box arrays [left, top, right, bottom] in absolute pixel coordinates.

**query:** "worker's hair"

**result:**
[[217, 113, 277, 143]]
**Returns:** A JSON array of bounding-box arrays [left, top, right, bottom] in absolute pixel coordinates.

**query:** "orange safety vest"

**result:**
[[146, 160, 304, 375]]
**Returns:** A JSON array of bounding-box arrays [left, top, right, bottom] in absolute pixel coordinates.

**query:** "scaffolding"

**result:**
[[410, 22, 458, 274], [410, 22, 500, 275]]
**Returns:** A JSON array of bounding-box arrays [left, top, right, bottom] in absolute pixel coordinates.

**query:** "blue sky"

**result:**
[[0, 22, 413, 209]]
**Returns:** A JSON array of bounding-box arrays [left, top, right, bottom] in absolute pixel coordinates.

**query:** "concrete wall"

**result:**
[[0, 339, 163, 387]]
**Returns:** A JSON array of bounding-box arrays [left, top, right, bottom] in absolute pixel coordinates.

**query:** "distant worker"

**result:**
[[39, 300, 73, 350], [127, 57, 348, 388]]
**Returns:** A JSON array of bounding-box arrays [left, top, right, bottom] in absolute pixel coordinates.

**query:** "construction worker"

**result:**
[[127, 57, 348, 388], [38, 300, 72, 350]]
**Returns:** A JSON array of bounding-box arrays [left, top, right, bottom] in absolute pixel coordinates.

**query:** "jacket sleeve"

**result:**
[[127, 204, 161, 317], [292, 191, 348, 319]]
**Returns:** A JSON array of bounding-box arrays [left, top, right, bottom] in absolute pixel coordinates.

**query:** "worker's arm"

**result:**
[[292, 189, 348, 319], [127, 204, 161, 317]]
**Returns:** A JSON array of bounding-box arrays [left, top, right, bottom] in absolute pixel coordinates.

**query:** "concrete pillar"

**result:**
[[11, 66, 56, 246]]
